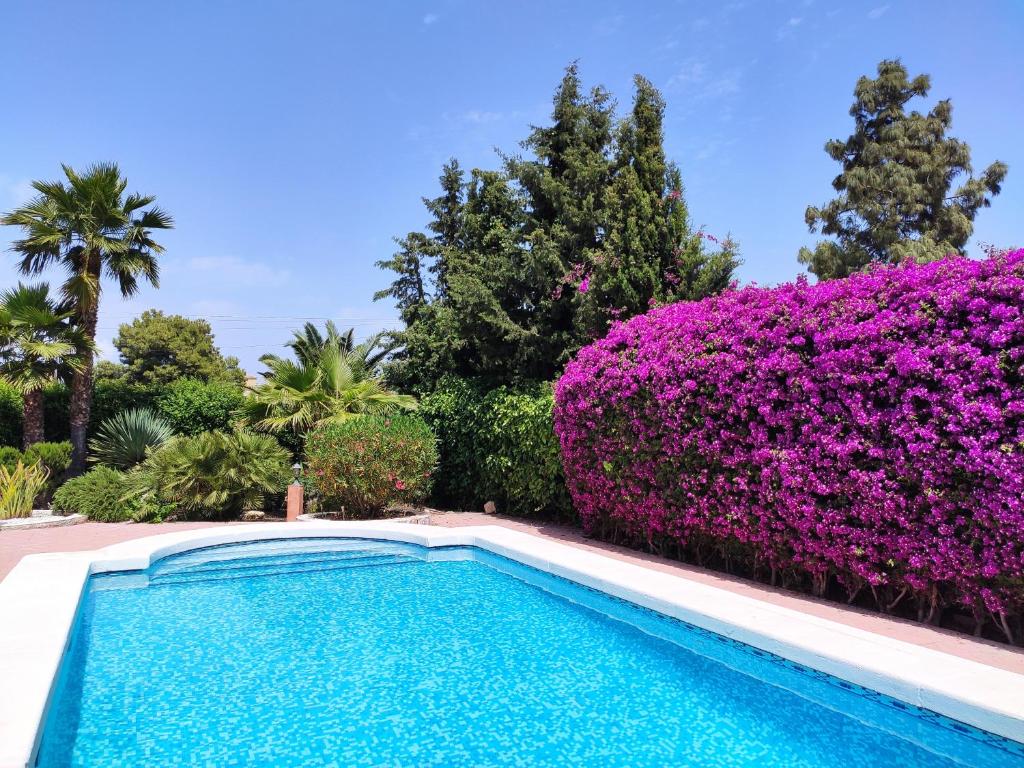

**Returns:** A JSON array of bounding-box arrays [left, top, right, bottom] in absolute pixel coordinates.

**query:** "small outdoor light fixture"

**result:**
[[291, 462, 302, 484]]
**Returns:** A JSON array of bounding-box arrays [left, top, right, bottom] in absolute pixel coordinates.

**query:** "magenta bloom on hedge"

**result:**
[[553, 250, 1024, 628]]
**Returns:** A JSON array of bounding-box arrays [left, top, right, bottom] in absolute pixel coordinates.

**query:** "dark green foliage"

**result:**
[[417, 377, 488, 509], [129, 430, 291, 519], [156, 378, 244, 435], [89, 380, 161, 432], [800, 59, 1008, 279], [0, 382, 22, 447], [51, 466, 136, 522], [0, 446, 23, 473], [378, 65, 737, 394], [0, 441, 72, 503], [419, 378, 573, 520], [304, 415, 438, 517], [106, 309, 244, 386], [89, 409, 174, 469]]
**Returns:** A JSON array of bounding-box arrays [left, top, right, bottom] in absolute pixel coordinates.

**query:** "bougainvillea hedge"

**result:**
[[554, 250, 1024, 640]]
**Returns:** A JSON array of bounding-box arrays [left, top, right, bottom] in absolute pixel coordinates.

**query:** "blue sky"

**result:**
[[1, 1, 1021, 372]]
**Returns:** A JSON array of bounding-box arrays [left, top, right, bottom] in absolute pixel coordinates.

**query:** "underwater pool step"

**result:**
[[152, 547, 413, 577], [148, 552, 420, 586]]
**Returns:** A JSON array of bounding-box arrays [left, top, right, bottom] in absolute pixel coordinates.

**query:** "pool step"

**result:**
[[148, 550, 419, 587]]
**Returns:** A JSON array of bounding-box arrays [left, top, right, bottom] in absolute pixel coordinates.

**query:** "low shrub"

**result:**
[[51, 466, 137, 522], [0, 446, 23, 473], [555, 250, 1024, 641], [305, 415, 437, 517], [419, 378, 572, 520], [23, 441, 73, 503], [156, 379, 245, 435], [129, 430, 290, 519], [89, 409, 174, 469], [0, 461, 49, 519]]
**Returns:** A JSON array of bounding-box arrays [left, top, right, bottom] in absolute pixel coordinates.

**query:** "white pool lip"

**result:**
[[1, 521, 1022, 767]]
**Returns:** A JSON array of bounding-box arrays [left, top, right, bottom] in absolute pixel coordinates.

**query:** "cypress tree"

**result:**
[[800, 59, 1008, 279]]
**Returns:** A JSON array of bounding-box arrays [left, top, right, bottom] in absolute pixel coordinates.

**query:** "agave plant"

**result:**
[[0, 460, 49, 519], [89, 408, 174, 469], [127, 430, 290, 518], [242, 344, 416, 435]]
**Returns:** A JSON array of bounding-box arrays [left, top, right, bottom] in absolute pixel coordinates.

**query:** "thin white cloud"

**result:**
[[867, 5, 890, 19], [183, 255, 290, 287], [422, 13, 439, 25], [667, 60, 707, 89], [594, 14, 624, 36], [666, 59, 742, 100], [777, 16, 803, 41]]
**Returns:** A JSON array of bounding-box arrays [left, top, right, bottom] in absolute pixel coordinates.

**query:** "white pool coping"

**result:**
[[1, 521, 1022, 766]]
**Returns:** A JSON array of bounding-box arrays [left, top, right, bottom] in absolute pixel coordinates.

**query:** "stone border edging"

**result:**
[[0, 521, 1021, 767], [0, 514, 86, 531]]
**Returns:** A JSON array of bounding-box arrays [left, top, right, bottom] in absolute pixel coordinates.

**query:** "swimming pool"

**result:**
[[36, 537, 1024, 767]]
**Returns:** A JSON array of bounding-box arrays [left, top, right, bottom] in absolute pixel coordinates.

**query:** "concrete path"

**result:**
[[2, 513, 1021, 674]]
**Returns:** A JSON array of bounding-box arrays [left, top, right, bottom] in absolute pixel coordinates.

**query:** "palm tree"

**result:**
[[0, 283, 92, 449], [1, 164, 172, 473], [242, 343, 416, 436], [285, 321, 389, 372]]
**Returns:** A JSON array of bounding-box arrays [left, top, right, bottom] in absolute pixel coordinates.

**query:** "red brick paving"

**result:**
[[2, 514, 1021, 674]]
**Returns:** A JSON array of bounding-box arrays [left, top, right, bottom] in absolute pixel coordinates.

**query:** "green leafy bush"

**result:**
[[51, 466, 138, 522], [419, 378, 572, 520], [0, 382, 22, 447], [416, 377, 488, 510], [89, 409, 174, 469], [129, 430, 290, 519], [0, 461, 49, 519], [305, 415, 438, 517], [0, 446, 23, 473], [24, 441, 72, 502], [478, 385, 571, 519], [24, 441, 72, 474], [156, 379, 245, 435]]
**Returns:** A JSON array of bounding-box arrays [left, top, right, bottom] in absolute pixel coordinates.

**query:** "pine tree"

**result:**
[[800, 59, 1008, 279], [376, 66, 739, 392]]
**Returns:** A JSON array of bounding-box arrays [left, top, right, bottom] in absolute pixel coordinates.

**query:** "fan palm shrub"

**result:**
[[89, 408, 174, 469], [1, 163, 172, 473], [0, 283, 91, 449], [128, 430, 290, 518], [0, 460, 49, 519], [242, 344, 416, 436]]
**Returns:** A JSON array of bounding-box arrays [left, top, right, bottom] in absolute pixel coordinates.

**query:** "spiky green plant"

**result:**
[[128, 430, 290, 518], [0, 460, 49, 519], [89, 408, 174, 469]]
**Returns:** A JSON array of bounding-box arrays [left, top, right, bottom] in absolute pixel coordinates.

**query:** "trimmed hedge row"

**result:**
[[0, 378, 244, 447], [420, 378, 572, 520], [555, 251, 1024, 639]]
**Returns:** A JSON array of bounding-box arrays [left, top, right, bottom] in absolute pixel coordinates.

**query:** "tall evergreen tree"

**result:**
[[376, 67, 738, 392], [800, 59, 1008, 279]]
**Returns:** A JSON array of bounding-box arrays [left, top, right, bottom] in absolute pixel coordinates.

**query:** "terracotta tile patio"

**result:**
[[2, 513, 1021, 674]]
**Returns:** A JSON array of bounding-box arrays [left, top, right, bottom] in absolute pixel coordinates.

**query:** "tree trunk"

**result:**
[[68, 299, 99, 476], [21, 388, 45, 450]]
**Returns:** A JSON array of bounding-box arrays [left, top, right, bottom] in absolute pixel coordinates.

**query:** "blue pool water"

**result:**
[[38, 539, 1024, 767]]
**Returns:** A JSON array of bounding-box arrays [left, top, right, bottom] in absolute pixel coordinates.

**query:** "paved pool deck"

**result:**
[[2, 513, 1021, 674]]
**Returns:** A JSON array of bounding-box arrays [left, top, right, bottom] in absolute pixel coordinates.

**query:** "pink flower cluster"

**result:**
[[554, 251, 1024, 623]]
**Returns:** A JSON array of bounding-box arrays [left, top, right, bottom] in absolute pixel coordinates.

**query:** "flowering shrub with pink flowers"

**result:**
[[304, 415, 438, 517], [554, 250, 1024, 641]]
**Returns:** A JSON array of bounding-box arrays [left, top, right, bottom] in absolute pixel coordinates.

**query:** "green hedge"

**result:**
[[155, 379, 245, 435], [1, 379, 245, 446], [419, 378, 573, 521], [0, 383, 23, 447]]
